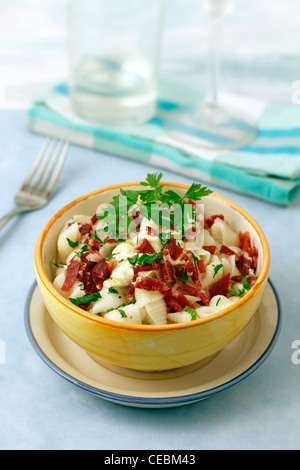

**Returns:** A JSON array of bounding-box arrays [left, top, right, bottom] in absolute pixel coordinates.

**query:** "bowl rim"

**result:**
[[34, 181, 270, 332]]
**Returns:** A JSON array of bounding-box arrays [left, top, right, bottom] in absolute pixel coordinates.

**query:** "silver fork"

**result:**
[[0, 137, 69, 230]]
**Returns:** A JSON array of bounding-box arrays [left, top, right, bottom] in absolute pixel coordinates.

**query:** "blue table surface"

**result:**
[[0, 109, 299, 451]]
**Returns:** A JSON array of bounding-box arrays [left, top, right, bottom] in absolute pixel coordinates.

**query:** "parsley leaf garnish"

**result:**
[[67, 238, 79, 248], [92, 173, 212, 244], [108, 287, 119, 294], [183, 183, 212, 201], [140, 172, 163, 188], [75, 244, 89, 258], [212, 263, 223, 278], [178, 267, 189, 284], [52, 261, 64, 268], [118, 308, 127, 318], [137, 252, 163, 265], [191, 253, 199, 271], [228, 274, 254, 296], [183, 306, 199, 321], [69, 292, 102, 305], [241, 274, 253, 291], [127, 254, 140, 266]]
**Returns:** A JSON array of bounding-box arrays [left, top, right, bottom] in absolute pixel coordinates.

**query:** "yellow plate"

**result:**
[[25, 280, 281, 408]]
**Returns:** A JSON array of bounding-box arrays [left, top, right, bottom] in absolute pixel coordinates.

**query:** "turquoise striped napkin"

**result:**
[[28, 79, 300, 205]]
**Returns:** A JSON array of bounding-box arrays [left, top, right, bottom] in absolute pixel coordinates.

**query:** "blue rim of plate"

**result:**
[[24, 279, 281, 407]]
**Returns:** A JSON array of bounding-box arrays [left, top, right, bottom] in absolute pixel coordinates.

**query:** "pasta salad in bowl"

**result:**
[[34, 174, 270, 371]]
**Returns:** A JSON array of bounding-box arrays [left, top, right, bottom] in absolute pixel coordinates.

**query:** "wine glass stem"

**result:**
[[208, 16, 221, 108]]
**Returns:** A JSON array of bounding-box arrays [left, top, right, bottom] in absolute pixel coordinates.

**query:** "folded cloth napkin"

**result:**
[[28, 78, 300, 205]]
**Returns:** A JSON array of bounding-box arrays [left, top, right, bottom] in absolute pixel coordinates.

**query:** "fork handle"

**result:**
[[0, 206, 25, 230]]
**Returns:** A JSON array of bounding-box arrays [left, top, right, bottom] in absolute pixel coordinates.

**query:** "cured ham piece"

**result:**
[[220, 245, 236, 256], [202, 245, 216, 254], [176, 281, 209, 306], [196, 258, 206, 273], [135, 239, 155, 254], [165, 296, 183, 312], [239, 231, 252, 255], [61, 258, 81, 292], [167, 289, 196, 309], [209, 273, 230, 298], [176, 281, 200, 297], [134, 277, 169, 294], [239, 231, 258, 259], [92, 259, 111, 284], [91, 213, 98, 225], [204, 214, 224, 229], [180, 253, 196, 276], [79, 223, 92, 236], [159, 259, 176, 286], [163, 237, 183, 260], [133, 262, 158, 281], [89, 238, 101, 250]]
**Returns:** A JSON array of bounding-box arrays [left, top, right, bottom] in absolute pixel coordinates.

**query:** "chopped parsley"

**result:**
[[183, 306, 200, 321], [69, 292, 102, 305], [107, 300, 136, 313], [191, 253, 199, 272], [67, 238, 79, 248], [75, 244, 89, 258], [52, 261, 64, 269], [118, 308, 127, 318], [127, 254, 140, 266], [178, 267, 189, 284], [108, 287, 119, 294], [212, 263, 223, 278], [228, 274, 254, 296], [138, 252, 163, 265]]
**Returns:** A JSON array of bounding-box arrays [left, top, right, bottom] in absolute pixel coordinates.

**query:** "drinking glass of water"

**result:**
[[69, 0, 164, 127], [166, 0, 257, 150]]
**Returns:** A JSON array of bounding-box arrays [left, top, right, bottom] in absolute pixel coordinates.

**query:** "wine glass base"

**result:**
[[164, 103, 257, 151]]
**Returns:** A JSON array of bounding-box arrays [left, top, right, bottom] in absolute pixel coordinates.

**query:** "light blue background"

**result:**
[[0, 110, 299, 450]]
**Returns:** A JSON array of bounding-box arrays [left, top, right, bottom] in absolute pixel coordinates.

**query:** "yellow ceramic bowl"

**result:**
[[34, 182, 270, 372]]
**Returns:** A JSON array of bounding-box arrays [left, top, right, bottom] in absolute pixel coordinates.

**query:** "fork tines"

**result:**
[[22, 138, 69, 196]]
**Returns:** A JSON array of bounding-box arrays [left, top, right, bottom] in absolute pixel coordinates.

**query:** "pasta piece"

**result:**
[[167, 312, 193, 323], [103, 304, 142, 324], [144, 298, 167, 325], [193, 248, 211, 265], [203, 229, 216, 246], [53, 267, 67, 293], [210, 295, 240, 309], [196, 306, 219, 318], [137, 270, 157, 278], [111, 242, 135, 262], [99, 242, 118, 259], [200, 255, 224, 291], [134, 288, 164, 308], [68, 280, 86, 299], [104, 261, 134, 288], [53, 267, 85, 299], [65, 245, 86, 265], [57, 221, 81, 263], [210, 218, 240, 246], [139, 306, 147, 322], [89, 287, 126, 314], [221, 254, 240, 277]]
